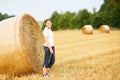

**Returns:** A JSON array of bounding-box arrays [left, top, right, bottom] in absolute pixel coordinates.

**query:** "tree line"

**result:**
[[0, 12, 15, 21], [42, 0, 120, 31]]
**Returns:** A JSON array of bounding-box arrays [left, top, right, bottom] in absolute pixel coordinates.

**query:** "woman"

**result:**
[[43, 19, 55, 78]]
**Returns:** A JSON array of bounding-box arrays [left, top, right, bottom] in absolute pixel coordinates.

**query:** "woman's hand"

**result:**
[[50, 48, 54, 54]]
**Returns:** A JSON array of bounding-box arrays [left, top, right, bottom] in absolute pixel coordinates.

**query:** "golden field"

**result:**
[[0, 29, 120, 80]]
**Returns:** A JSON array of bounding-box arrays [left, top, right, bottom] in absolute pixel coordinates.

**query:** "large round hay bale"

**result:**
[[99, 25, 110, 33], [0, 13, 44, 75], [81, 25, 93, 34]]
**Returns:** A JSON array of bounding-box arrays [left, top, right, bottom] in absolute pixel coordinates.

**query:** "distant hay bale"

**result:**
[[99, 25, 110, 33], [0, 13, 44, 75], [81, 25, 93, 34]]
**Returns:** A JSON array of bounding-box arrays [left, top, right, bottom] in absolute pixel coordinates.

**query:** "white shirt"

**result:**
[[43, 27, 54, 47]]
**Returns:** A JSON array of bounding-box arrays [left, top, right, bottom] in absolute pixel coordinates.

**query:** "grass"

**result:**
[[0, 30, 120, 80]]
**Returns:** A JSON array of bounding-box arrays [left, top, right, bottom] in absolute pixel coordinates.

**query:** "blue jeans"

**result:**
[[43, 46, 55, 68]]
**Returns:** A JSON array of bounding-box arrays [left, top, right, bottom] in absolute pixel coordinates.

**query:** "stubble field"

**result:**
[[0, 29, 120, 80]]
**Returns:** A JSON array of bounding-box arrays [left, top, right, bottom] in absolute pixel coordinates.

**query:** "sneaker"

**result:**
[[43, 73, 50, 78]]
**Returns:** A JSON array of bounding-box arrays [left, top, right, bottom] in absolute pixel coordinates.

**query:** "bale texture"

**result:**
[[81, 25, 93, 34], [0, 13, 44, 75], [99, 25, 110, 33]]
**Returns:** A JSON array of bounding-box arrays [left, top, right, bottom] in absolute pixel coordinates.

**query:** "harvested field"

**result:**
[[0, 30, 120, 80]]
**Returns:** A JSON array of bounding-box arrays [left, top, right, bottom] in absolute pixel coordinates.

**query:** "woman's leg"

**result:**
[[43, 66, 48, 75], [43, 46, 50, 76], [48, 47, 55, 68], [48, 54, 55, 68]]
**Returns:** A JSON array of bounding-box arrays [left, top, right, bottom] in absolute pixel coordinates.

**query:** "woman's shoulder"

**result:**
[[43, 27, 47, 31]]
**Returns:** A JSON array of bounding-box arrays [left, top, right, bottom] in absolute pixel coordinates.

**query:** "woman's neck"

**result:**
[[46, 26, 51, 29]]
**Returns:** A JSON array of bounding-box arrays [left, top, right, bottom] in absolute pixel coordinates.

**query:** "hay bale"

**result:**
[[81, 25, 93, 34], [0, 13, 44, 75], [99, 25, 110, 33]]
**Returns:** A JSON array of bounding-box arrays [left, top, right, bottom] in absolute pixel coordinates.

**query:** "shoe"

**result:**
[[43, 73, 50, 78]]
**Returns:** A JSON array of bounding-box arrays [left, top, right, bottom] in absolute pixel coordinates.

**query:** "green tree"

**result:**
[[57, 11, 76, 29], [98, 0, 120, 28], [75, 9, 91, 29], [0, 12, 14, 21], [51, 11, 61, 30], [48, 0, 120, 30], [50, 11, 76, 30], [111, 2, 120, 28]]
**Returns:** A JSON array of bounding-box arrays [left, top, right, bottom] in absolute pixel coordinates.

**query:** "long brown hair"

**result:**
[[42, 18, 52, 30], [45, 19, 51, 24]]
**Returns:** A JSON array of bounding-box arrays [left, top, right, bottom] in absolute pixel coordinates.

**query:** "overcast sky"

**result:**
[[0, 0, 104, 21]]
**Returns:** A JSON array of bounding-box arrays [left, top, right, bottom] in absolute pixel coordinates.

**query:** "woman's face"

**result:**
[[46, 20, 52, 29]]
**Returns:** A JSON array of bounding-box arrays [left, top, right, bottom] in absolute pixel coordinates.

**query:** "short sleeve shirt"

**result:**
[[43, 27, 54, 47]]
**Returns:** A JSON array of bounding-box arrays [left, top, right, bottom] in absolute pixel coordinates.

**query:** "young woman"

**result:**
[[43, 19, 55, 78]]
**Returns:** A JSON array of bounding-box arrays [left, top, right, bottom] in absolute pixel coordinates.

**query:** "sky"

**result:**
[[0, 0, 104, 21]]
